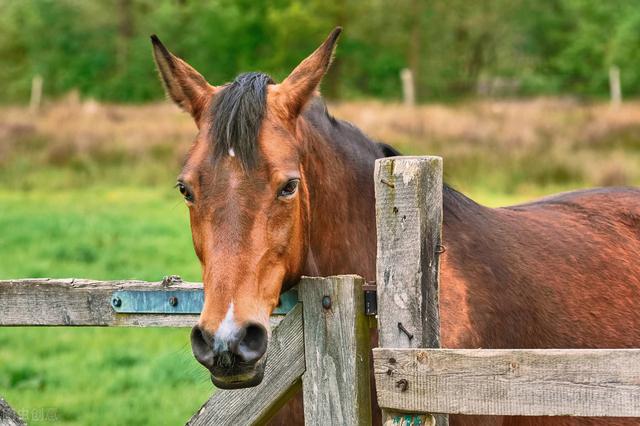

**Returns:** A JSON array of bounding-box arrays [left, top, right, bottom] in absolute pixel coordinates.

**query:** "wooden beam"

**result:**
[[300, 275, 372, 425], [374, 156, 448, 425], [0, 397, 25, 426], [0, 278, 294, 327], [0, 278, 201, 327], [374, 348, 640, 417], [187, 303, 305, 425]]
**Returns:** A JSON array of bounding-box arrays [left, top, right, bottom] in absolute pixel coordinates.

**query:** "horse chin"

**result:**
[[210, 360, 266, 389]]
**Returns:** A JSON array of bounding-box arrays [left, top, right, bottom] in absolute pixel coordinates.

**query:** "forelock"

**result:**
[[210, 72, 274, 169]]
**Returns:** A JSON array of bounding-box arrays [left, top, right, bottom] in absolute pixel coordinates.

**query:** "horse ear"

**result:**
[[151, 35, 215, 125], [278, 27, 342, 118]]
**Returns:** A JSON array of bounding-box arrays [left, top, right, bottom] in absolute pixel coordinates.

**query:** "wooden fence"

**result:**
[[1, 156, 639, 425]]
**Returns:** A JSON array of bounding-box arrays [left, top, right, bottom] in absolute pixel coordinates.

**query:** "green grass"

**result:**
[[0, 186, 211, 425], [0, 178, 574, 425]]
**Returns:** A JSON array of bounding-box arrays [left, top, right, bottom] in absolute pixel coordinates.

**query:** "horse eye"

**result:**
[[177, 182, 194, 202], [278, 179, 299, 198]]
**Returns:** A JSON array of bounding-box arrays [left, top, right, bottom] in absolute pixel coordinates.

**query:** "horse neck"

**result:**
[[295, 100, 492, 284], [297, 101, 381, 281]]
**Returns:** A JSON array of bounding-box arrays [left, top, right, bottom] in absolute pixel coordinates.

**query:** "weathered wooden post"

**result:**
[[300, 275, 372, 426], [374, 156, 448, 426]]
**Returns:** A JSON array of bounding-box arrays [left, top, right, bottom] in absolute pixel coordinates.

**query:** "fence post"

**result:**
[[374, 156, 448, 426], [29, 75, 43, 114], [300, 275, 372, 426], [400, 68, 415, 107], [609, 65, 622, 107]]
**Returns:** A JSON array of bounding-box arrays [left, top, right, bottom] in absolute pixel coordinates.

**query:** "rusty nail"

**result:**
[[395, 379, 409, 392], [112, 297, 122, 308], [322, 295, 331, 310], [380, 178, 395, 188], [168, 296, 178, 307], [398, 322, 414, 340]]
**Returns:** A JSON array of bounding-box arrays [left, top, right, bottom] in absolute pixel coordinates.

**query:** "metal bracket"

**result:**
[[111, 288, 299, 315], [363, 282, 377, 316]]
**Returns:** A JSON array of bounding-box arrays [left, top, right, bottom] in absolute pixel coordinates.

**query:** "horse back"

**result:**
[[440, 187, 640, 350]]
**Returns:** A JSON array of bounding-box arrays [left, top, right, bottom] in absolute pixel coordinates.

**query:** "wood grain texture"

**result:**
[[374, 156, 447, 426], [374, 348, 640, 416], [299, 275, 372, 426], [0, 278, 203, 327], [187, 304, 305, 425], [374, 156, 443, 349], [0, 397, 25, 426]]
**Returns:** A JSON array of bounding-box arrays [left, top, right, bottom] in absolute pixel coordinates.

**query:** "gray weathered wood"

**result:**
[[187, 303, 305, 425], [375, 156, 443, 349], [300, 275, 372, 426], [374, 348, 640, 417], [0, 278, 201, 327], [0, 397, 25, 426], [374, 156, 448, 426]]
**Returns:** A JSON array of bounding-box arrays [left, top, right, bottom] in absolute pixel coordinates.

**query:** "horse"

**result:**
[[151, 28, 640, 425]]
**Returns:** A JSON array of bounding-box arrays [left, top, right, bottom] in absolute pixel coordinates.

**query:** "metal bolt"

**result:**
[[168, 296, 178, 307], [396, 379, 409, 392], [112, 297, 122, 308], [321, 295, 332, 310]]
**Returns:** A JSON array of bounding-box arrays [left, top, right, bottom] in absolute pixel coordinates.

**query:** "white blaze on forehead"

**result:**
[[214, 302, 237, 350], [228, 147, 235, 157]]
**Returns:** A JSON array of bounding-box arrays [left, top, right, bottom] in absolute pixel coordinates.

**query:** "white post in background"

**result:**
[[609, 66, 621, 107], [401, 68, 415, 107], [30, 75, 43, 114]]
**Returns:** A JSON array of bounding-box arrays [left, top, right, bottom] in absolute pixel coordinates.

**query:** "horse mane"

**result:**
[[210, 76, 482, 221], [210, 72, 274, 169]]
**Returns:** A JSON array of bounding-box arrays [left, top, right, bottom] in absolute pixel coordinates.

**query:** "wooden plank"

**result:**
[[374, 156, 443, 348], [0, 278, 201, 326], [187, 304, 305, 425], [300, 275, 372, 426], [374, 348, 640, 417], [374, 156, 448, 426], [0, 397, 25, 426]]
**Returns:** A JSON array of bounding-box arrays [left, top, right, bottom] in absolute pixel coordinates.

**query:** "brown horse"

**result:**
[[151, 28, 640, 425]]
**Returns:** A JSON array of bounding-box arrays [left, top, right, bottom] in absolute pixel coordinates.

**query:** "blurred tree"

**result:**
[[2, 0, 640, 103]]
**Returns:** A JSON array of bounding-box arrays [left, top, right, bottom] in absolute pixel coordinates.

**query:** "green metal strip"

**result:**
[[110, 288, 298, 315]]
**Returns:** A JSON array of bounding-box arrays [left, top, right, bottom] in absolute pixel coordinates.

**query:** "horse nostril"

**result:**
[[236, 322, 268, 363], [190, 325, 214, 368]]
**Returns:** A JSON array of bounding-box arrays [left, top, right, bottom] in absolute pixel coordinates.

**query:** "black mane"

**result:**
[[210, 72, 274, 169]]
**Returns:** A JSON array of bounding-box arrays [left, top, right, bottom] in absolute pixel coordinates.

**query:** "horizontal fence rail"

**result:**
[[0, 278, 294, 327], [373, 348, 640, 417]]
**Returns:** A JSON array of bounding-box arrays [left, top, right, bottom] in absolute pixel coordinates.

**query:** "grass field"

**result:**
[[1, 98, 639, 424], [0, 187, 212, 425]]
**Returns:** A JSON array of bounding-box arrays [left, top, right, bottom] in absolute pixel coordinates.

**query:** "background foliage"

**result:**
[[3, 0, 640, 103]]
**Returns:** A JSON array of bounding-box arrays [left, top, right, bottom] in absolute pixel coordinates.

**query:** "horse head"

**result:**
[[152, 28, 342, 388]]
